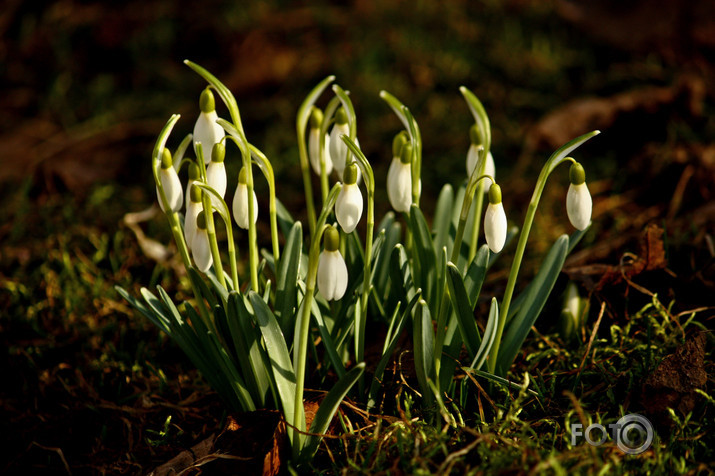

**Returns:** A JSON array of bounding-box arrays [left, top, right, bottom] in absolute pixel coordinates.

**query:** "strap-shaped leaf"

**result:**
[[309, 296, 346, 378], [300, 363, 365, 461], [367, 292, 421, 411], [471, 297, 499, 371], [413, 300, 435, 405], [187, 267, 219, 309], [248, 291, 304, 440], [275, 222, 303, 336], [373, 221, 401, 302], [409, 205, 436, 302], [116, 286, 170, 333], [275, 198, 296, 239], [433, 184, 455, 258], [464, 244, 490, 306], [446, 263, 481, 360], [388, 244, 411, 304], [496, 235, 569, 375]]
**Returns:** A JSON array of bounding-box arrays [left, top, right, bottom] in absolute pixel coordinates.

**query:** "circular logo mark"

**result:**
[[615, 414, 653, 455]]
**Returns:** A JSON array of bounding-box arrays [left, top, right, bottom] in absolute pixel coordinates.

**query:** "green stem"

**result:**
[[196, 145, 227, 290], [292, 184, 342, 458], [249, 144, 280, 268], [488, 131, 600, 375]]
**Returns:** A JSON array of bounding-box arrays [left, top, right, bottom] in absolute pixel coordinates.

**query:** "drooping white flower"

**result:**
[[484, 183, 507, 253], [185, 161, 201, 211], [156, 148, 183, 213], [206, 142, 227, 209], [329, 107, 351, 178], [335, 163, 363, 233], [466, 125, 495, 189], [308, 107, 333, 176], [566, 162, 592, 231], [193, 88, 225, 164], [192, 211, 213, 272], [387, 141, 414, 213], [184, 185, 202, 250], [232, 167, 258, 230], [317, 225, 348, 301]]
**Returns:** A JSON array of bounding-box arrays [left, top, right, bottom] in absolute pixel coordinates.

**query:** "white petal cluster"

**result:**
[[309, 128, 333, 176], [335, 182, 363, 233], [192, 229, 213, 272], [206, 161, 227, 208], [156, 153, 183, 213], [566, 183, 592, 231], [484, 183, 507, 253], [329, 121, 351, 178], [466, 146, 496, 182], [387, 159, 412, 213], [232, 181, 259, 230], [193, 110, 225, 164], [184, 197, 201, 250]]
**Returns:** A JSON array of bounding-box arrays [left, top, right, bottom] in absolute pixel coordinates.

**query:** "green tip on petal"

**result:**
[[211, 142, 225, 163], [160, 148, 173, 169], [199, 88, 215, 113], [197, 210, 207, 229], [399, 142, 413, 165], [309, 106, 323, 129], [335, 107, 348, 125], [188, 161, 200, 180], [343, 162, 358, 185], [488, 183, 502, 204], [469, 124, 480, 145], [569, 161, 586, 185], [190, 183, 202, 203], [392, 130, 409, 157], [324, 225, 340, 251]]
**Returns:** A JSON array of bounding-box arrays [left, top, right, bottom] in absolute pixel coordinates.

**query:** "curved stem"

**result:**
[[292, 183, 341, 458], [488, 130, 600, 375], [249, 144, 280, 267]]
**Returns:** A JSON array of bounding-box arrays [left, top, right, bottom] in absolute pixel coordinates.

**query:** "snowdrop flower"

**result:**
[[329, 107, 351, 178], [387, 141, 414, 213], [156, 148, 183, 213], [317, 225, 348, 301], [335, 163, 363, 233], [193, 88, 225, 164], [206, 142, 227, 208], [566, 161, 592, 231], [386, 131, 409, 194], [192, 211, 213, 272], [466, 124, 495, 184], [484, 183, 507, 253], [308, 107, 333, 176], [232, 166, 258, 230], [184, 185, 202, 250], [185, 161, 200, 211]]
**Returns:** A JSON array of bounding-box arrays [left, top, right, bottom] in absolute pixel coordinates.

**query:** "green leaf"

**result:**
[[496, 235, 570, 375], [413, 300, 435, 405], [368, 292, 421, 411], [373, 221, 401, 302], [248, 291, 304, 437], [471, 297, 499, 371], [388, 244, 411, 304], [275, 222, 303, 337], [309, 297, 346, 378], [409, 205, 436, 302], [187, 267, 219, 309], [116, 286, 170, 333], [433, 184, 455, 257], [446, 263, 481, 360], [275, 198, 296, 239], [300, 363, 365, 462], [464, 244, 490, 306]]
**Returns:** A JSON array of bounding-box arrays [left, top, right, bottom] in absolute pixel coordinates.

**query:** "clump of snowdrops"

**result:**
[[118, 60, 599, 464]]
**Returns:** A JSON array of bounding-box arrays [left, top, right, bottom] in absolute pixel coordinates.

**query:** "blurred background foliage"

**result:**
[[1, 0, 714, 473]]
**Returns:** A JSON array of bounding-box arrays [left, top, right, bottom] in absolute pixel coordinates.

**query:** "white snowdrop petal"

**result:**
[[232, 183, 259, 230], [192, 230, 213, 272], [317, 250, 348, 301], [566, 183, 592, 231], [193, 111, 225, 164], [184, 200, 201, 250], [309, 129, 333, 176], [335, 183, 363, 233], [467, 147, 496, 187], [158, 167, 183, 213], [484, 202, 507, 253], [387, 161, 412, 213], [329, 122, 351, 177]]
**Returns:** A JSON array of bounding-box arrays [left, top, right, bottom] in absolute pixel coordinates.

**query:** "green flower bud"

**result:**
[[399, 142, 413, 165], [199, 88, 216, 113], [188, 162, 200, 180], [197, 210, 207, 230], [569, 161, 586, 185], [323, 225, 340, 251], [309, 106, 323, 129], [488, 183, 502, 205], [335, 107, 348, 125], [392, 131, 409, 158], [211, 142, 225, 163], [343, 162, 359, 185], [160, 148, 173, 169], [190, 183, 202, 203], [469, 124, 480, 146]]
